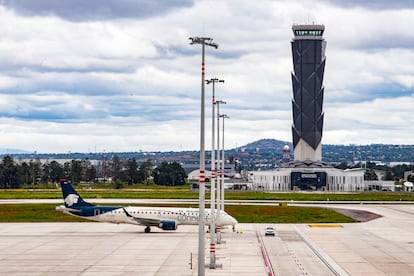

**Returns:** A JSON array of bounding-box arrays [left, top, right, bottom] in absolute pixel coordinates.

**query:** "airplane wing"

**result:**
[[122, 208, 162, 226]]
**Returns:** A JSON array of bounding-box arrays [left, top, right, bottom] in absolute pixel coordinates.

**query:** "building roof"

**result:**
[[281, 160, 332, 168]]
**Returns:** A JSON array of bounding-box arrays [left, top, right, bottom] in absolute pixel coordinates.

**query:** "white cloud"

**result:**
[[0, 1, 413, 153], [324, 95, 414, 145]]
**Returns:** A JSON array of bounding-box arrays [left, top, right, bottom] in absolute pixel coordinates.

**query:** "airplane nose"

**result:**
[[225, 214, 237, 225], [220, 211, 238, 226]]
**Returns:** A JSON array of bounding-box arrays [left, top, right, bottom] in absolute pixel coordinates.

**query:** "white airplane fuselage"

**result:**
[[56, 180, 238, 233], [57, 205, 237, 226]]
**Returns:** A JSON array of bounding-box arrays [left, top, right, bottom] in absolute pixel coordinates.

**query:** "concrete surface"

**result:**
[[0, 223, 266, 276], [297, 204, 414, 275], [0, 204, 413, 275]]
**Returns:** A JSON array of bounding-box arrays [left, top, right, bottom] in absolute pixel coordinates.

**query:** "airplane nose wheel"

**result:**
[[145, 226, 151, 233]]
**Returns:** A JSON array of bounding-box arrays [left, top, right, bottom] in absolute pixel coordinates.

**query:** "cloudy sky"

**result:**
[[0, 0, 413, 153]]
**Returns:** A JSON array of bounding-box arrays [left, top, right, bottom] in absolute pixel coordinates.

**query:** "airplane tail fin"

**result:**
[[59, 179, 94, 208]]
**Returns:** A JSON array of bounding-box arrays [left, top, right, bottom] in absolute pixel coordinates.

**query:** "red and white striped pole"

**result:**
[[189, 36, 218, 276], [215, 100, 226, 244], [207, 79, 217, 269], [198, 52, 206, 274]]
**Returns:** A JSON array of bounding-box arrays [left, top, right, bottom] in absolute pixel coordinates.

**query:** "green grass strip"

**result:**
[[0, 204, 355, 223], [1, 189, 414, 201]]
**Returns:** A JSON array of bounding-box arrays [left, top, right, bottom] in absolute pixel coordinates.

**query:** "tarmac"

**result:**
[[0, 204, 413, 275]]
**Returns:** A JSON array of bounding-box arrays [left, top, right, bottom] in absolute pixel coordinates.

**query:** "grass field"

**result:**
[[225, 205, 356, 223], [0, 187, 411, 224], [1, 188, 414, 201], [0, 203, 356, 224], [0, 204, 86, 222]]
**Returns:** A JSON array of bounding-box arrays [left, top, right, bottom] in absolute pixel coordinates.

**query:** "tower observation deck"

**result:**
[[291, 24, 326, 162]]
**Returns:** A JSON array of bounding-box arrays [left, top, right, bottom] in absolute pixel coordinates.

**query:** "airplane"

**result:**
[[55, 179, 238, 233]]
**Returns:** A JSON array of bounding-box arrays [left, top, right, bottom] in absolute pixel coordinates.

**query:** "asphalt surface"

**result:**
[[0, 204, 413, 275], [329, 207, 382, 222]]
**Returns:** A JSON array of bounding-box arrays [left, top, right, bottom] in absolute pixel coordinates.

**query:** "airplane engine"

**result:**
[[159, 221, 177, 230]]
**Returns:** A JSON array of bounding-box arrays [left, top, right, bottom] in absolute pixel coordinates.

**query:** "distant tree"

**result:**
[[0, 156, 18, 188], [69, 160, 82, 183], [392, 164, 412, 179], [364, 169, 378, 181], [80, 159, 96, 182], [139, 159, 154, 185], [168, 161, 187, 186], [110, 155, 123, 182], [41, 162, 51, 187], [63, 162, 71, 179], [17, 162, 31, 186], [84, 165, 97, 182], [124, 158, 140, 185], [335, 162, 348, 170], [152, 162, 170, 186], [152, 161, 187, 186], [365, 162, 377, 170], [28, 159, 42, 187], [49, 161, 64, 182], [383, 169, 394, 181], [96, 155, 109, 181]]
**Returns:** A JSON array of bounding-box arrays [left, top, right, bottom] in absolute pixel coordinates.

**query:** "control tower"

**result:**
[[252, 24, 365, 192], [291, 24, 326, 161]]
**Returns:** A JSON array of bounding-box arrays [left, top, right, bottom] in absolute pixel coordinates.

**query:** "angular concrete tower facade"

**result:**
[[291, 24, 326, 161], [252, 26, 365, 191]]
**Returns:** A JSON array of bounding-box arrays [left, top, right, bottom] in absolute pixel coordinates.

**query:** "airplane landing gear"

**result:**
[[145, 226, 151, 233]]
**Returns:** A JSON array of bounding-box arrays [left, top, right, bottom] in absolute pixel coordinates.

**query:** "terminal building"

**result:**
[[253, 24, 365, 192]]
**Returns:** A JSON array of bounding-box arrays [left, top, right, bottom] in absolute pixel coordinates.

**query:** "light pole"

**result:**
[[220, 114, 230, 213], [189, 36, 218, 276], [206, 78, 224, 268], [215, 99, 226, 244]]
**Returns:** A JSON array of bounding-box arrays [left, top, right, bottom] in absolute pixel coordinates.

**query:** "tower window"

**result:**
[[295, 30, 322, 36]]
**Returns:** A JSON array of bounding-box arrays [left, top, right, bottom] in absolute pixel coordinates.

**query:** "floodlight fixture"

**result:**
[[189, 37, 218, 49], [206, 77, 225, 85]]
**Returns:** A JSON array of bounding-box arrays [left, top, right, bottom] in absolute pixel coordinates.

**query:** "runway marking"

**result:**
[[308, 224, 342, 228], [294, 225, 350, 276]]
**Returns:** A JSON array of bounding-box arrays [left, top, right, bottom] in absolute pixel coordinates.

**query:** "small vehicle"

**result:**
[[265, 226, 275, 236]]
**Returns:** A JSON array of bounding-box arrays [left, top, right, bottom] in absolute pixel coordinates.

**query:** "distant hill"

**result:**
[[235, 138, 292, 153], [0, 148, 31, 154], [321, 143, 414, 164], [229, 139, 414, 164], [1, 139, 414, 168]]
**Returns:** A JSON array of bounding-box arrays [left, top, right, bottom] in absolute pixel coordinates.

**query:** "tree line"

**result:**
[[0, 155, 187, 189], [335, 161, 414, 181]]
